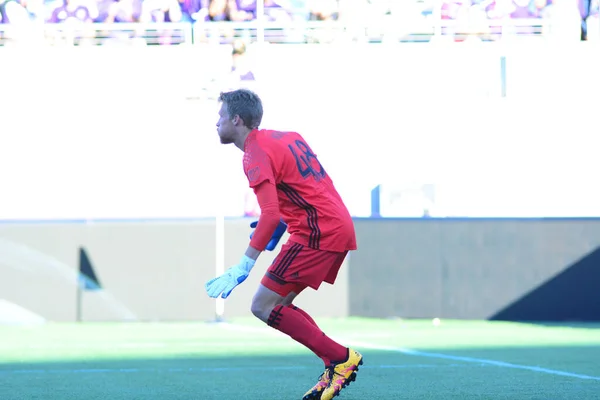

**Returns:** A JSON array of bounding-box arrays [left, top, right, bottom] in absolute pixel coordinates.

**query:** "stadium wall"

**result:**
[[0, 220, 349, 322], [350, 218, 600, 322], [1, 218, 599, 323]]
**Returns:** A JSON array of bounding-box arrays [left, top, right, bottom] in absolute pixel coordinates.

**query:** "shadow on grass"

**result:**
[[1, 346, 599, 400]]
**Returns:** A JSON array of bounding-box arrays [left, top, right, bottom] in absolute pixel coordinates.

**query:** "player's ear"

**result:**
[[231, 115, 240, 125]]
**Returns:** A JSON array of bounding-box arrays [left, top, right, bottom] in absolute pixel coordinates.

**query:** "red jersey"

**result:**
[[243, 129, 357, 252]]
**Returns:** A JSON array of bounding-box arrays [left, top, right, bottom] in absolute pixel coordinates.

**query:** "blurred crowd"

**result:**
[[0, 0, 319, 25], [438, 0, 599, 40], [1, 0, 597, 25], [0, 0, 597, 42]]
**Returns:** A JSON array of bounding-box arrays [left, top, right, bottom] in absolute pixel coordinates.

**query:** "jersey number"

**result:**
[[288, 140, 326, 181]]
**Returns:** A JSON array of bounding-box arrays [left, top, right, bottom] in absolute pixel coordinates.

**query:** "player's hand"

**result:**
[[249, 219, 287, 251], [205, 256, 255, 299]]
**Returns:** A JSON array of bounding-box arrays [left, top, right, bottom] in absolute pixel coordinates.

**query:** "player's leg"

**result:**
[[252, 285, 330, 368], [292, 249, 363, 400], [250, 283, 348, 363], [282, 292, 337, 400], [279, 289, 332, 365], [253, 242, 349, 362], [251, 284, 341, 400], [287, 305, 329, 361], [255, 243, 362, 400], [281, 295, 330, 363]]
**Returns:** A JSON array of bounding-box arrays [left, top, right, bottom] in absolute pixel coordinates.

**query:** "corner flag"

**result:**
[[78, 247, 102, 291]]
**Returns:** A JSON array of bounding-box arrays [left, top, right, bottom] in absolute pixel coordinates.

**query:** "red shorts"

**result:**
[[261, 241, 348, 297]]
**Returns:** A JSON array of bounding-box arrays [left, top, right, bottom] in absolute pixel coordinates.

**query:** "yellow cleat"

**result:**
[[302, 367, 333, 400], [320, 349, 363, 400]]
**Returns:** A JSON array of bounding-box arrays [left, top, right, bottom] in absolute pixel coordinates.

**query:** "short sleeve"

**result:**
[[243, 141, 276, 189]]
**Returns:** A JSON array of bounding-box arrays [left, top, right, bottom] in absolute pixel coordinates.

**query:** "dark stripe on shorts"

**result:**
[[270, 242, 301, 278], [265, 271, 287, 285], [273, 242, 303, 277], [277, 182, 321, 249]]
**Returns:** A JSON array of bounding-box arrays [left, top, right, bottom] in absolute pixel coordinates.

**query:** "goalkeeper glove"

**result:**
[[205, 255, 255, 299], [249, 219, 287, 251]]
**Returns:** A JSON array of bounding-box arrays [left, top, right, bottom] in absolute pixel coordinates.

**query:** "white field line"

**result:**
[[219, 322, 600, 382]]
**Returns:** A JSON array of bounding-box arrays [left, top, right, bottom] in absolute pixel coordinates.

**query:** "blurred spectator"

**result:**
[[48, 0, 93, 23], [440, 0, 461, 37], [0, 0, 43, 44], [0, 0, 41, 24], [230, 0, 255, 21], [230, 38, 255, 82], [307, 0, 337, 21], [139, 0, 183, 44], [266, 0, 312, 42], [485, 0, 514, 19], [304, 0, 338, 42], [204, 0, 244, 42], [104, 0, 143, 22], [204, 0, 255, 22], [441, 0, 464, 20], [94, 0, 114, 22], [263, 0, 292, 22], [507, 0, 539, 35], [40, 0, 102, 45], [207, 0, 227, 20], [178, 0, 208, 22], [98, 0, 145, 45], [531, 0, 551, 17], [200, 38, 257, 105], [580, 0, 599, 39], [139, 0, 182, 22], [580, 0, 591, 38], [510, 0, 534, 17]]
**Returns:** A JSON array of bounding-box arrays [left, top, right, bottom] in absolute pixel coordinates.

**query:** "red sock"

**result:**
[[268, 304, 347, 364], [287, 305, 331, 366]]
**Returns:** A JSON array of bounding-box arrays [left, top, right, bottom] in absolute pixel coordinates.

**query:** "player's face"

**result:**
[[216, 103, 236, 144]]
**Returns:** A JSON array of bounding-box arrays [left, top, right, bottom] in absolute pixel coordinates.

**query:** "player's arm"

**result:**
[[245, 181, 281, 260], [205, 143, 279, 299]]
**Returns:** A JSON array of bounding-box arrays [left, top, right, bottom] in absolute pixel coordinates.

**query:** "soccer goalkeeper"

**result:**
[[205, 89, 363, 400]]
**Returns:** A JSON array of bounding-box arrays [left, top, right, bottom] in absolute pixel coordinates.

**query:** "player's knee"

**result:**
[[281, 292, 296, 306], [250, 296, 272, 323]]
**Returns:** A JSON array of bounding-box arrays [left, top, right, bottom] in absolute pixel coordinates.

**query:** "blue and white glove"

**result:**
[[249, 219, 288, 251], [205, 255, 255, 299]]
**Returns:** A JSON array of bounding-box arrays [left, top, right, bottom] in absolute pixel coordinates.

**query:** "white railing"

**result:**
[[192, 18, 550, 44], [0, 18, 557, 46], [0, 22, 193, 46]]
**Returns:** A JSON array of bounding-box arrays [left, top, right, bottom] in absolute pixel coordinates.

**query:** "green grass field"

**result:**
[[1, 318, 599, 399]]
